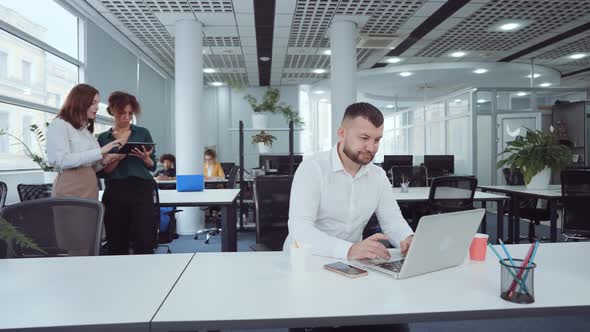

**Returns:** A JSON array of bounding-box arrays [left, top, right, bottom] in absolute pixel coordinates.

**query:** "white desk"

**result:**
[[99, 189, 241, 251], [151, 243, 590, 331], [0, 253, 195, 332], [392, 187, 509, 243]]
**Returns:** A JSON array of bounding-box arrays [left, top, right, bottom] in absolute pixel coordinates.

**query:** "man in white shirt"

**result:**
[[284, 102, 414, 261]]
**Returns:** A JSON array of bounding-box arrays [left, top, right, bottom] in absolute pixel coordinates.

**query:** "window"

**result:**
[[0, 50, 7, 79], [21, 114, 32, 147], [0, 112, 8, 153], [21, 60, 31, 85]]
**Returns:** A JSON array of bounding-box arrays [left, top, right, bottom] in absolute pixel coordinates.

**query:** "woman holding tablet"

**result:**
[[47, 83, 123, 200], [97, 91, 157, 255]]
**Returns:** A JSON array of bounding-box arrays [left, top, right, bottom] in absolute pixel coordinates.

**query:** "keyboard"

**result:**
[[375, 259, 405, 273]]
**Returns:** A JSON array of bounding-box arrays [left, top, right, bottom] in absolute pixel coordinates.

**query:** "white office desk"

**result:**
[[0, 253, 195, 332], [151, 242, 590, 331], [99, 189, 241, 251]]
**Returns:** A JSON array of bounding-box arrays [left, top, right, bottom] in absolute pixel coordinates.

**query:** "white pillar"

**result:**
[[175, 19, 203, 235], [330, 20, 357, 144], [216, 86, 231, 162]]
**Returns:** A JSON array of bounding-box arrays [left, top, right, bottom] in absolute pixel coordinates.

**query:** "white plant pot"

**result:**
[[257, 143, 272, 154], [252, 113, 268, 129], [526, 167, 551, 189], [43, 171, 58, 184]]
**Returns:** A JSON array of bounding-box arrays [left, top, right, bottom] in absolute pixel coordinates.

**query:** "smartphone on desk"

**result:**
[[324, 262, 368, 278]]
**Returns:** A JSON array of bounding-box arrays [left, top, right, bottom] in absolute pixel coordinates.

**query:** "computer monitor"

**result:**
[[382, 155, 413, 173], [424, 155, 454, 177], [259, 155, 303, 175]]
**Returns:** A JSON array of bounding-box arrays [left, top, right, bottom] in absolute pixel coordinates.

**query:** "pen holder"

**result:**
[[500, 258, 536, 304], [400, 183, 410, 193]]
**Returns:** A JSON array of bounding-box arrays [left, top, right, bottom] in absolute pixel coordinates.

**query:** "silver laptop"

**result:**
[[352, 209, 485, 279]]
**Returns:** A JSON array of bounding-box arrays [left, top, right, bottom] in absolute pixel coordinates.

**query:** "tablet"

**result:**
[[115, 142, 155, 154]]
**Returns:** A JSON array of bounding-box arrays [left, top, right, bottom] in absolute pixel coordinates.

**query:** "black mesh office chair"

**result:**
[[391, 165, 428, 187], [503, 168, 549, 243], [194, 166, 240, 244], [560, 169, 590, 241], [251, 175, 292, 251], [0, 181, 7, 208], [151, 181, 180, 253], [17, 184, 52, 201], [0, 198, 104, 258], [220, 162, 235, 179], [427, 176, 477, 214]]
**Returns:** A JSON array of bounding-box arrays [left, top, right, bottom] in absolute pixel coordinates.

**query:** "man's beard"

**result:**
[[342, 143, 374, 166]]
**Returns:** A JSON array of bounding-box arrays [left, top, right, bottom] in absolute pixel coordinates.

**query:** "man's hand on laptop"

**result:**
[[347, 233, 391, 261], [400, 235, 413, 256]]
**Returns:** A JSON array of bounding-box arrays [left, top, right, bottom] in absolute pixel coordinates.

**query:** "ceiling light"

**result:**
[[516, 92, 527, 97], [386, 57, 403, 63], [203, 68, 216, 73], [322, 49, 332, 56], [319, 98, 328, 102], [499, 23, 521, 31], [477, 99, 487, 104], [312, 69, 327, 74], [259, 56, 270, 62], [489, 19, 531, 32], [210, 82, 224, 87], [454, 99, 462, 103], [526, 73, 541, 78], [473, 68, 488, 74], [385, 105, 394, 109], [313, 90, 325, 95], [449, 51, 467, 58], [399, 72, 413, 77], [569, 53, 587, 60], [539, 82, 552, 87]]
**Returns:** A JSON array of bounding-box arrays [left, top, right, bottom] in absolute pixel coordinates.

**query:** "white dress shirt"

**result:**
[[283, 145, 414, 259], [47, 118, 103, 171]]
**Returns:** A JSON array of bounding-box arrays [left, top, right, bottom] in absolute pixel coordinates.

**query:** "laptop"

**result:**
[[352, 208, 485, 279]]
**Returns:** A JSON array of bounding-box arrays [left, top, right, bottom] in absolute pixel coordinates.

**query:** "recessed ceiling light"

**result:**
[[499, 23, 521, 31], [385, 105, 394, 109], [312, 69, 327, 74], [259, 56, 270, 62], [473, 68, 488, 74], [477, 99, 487, 104], [319, 98, 328, 102], [313, 90, 325, 95], [322, 49, 331, 56], [203, 68, 216, 73], [489, 19, 531, 32], [399, 72, 412, 77], [569, 53, 587, 60], [210, 82, 224, 87], [449, 51, 467, 58], [539, 82, 552, 87], [526, 73, 541, 78], [386, 57, 403, 63], [516, 92, 527, 97], [454, 99, 462, 103]]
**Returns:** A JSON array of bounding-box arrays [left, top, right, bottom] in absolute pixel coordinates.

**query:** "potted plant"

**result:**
[[0, 216, 46, 257], [244, 87, 304, 128], [251, 130, 276, 154], [497, 128, 572, 189], [0, 123, 57, 183]]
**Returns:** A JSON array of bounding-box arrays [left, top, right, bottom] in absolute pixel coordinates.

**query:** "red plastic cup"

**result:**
[[469, 233, 489, 261]]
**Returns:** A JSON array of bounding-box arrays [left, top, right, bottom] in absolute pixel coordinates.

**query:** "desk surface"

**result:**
[[478, 185, 562, 198], [392, 187, 507, 202], [0, 253, 194, 332], [151, 243, 590, 331], [99, 189, 240, 206]]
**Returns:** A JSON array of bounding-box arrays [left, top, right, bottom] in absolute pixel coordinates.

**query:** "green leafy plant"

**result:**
[[251, 130, 277, 147], [497, 128, 572, 183], [0, 216, 46, 255], [244, 87, 304, 126], [0, 122, 56, 171]]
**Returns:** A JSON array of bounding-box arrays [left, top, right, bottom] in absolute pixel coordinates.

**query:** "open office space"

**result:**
[[1, 1, 590, 331]]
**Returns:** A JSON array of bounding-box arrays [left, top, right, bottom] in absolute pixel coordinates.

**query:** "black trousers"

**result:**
[[102, 178, 154, 255]]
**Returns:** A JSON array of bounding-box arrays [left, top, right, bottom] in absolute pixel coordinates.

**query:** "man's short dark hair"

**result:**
[[159, 153, 176, 164], [342, 102, 384, 128]]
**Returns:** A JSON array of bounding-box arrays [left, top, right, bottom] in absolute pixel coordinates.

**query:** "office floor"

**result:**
[[158, 213, 589, 332]]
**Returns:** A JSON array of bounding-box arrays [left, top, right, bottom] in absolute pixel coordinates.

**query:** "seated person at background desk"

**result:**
[[153, 153, 176, 180], [203, 149, 225, 180], [284, 103, 413, 332]]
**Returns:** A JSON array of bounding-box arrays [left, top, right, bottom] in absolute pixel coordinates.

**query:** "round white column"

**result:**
[[330, 20, 357, 144], [175, 19, 203, 235]]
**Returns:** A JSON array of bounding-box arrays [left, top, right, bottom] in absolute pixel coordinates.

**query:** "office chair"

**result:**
[[251, 175, 292, 251], [391, 165, 428, 187], [151, 181, 181, 253], [560, 169, 590, 241], [194, 166, 240, 244], [502, 168, 550, 243], [0, 198, 104, 258], [17, 183, 52, 201], [220, 162, 235, 179], [0, 181, 7, 208]]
